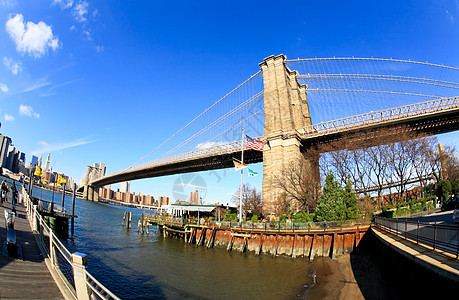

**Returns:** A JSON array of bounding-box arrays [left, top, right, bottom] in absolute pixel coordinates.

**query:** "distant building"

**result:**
[[44, 153, 51, 172], [190, 190, 199, 205], [5, 145, 15, 171], [0, 134, 12, 168], [141, 195, 155, 206], [121, 181, 130, 193], [158, 196, 170, 207], [38, 155, 42, 168], [31, 155, 38, 167]]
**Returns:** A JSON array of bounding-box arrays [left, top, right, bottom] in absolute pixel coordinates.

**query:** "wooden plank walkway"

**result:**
[[0, 193, 64, 299]]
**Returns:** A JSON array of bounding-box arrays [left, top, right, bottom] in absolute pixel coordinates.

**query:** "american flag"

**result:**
[[245, 134, 264, 152]]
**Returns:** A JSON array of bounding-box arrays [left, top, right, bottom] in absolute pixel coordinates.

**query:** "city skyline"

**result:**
[[0, 1, 458, 204]]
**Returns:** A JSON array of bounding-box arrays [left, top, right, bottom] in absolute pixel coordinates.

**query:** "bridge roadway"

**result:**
[[91, 97, 459, 188], [0, 196, 63, 299]]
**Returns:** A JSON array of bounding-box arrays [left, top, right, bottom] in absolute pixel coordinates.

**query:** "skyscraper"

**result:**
[[44, 153, 51, 172], [31, 155, 38, 167], [0, 134, 12, 168], [38, 155, 42, 168], [121, 181, 130, 193], [190, 190, 199, 205]]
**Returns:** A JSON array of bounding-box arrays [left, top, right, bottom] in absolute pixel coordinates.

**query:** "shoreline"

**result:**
[[306, 254, 365, 300]]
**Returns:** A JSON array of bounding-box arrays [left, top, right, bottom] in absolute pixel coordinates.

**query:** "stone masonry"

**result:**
[[259, 54, 316, 214]]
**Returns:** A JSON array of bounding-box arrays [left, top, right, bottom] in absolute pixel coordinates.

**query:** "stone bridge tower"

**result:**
[[260, 55, 318, 214]]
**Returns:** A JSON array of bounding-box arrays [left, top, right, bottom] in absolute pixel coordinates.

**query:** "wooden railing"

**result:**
[[23, 186, 120, 300]]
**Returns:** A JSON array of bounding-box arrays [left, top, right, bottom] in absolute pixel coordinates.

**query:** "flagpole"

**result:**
[[239, 128, 244, 223]]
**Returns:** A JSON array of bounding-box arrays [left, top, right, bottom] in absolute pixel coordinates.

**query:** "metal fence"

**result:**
[[374, 216, 459, 258], [23, 186, 120, 300], [142, 213, 368, 232]]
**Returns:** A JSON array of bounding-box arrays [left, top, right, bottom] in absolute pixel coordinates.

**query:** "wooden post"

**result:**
[[72, 252, 90, 300], [50, 231, 56, 266], [140, 213, 144, 234], [71, 183, 76, 237], [33, 205, 38, 232], [29, 177, 34, 197], [60, 185, 66, 212]]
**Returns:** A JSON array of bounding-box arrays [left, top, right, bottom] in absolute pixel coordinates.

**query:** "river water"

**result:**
[[27, 185, 314, 300]]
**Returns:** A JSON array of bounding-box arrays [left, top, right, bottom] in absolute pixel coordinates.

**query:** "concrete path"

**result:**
[[372, 225, 459, 282], [0, 194, 64, 299]]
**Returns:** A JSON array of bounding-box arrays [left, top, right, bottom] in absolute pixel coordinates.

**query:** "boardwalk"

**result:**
[[0, 194, 63, 299]]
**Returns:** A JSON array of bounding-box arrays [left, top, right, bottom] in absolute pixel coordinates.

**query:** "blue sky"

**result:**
[[0, 0, 458, 204]]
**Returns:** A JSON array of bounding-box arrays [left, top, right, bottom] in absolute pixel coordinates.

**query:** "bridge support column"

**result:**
[[260, 54, 318, 215], [83, 185, 99, 202]]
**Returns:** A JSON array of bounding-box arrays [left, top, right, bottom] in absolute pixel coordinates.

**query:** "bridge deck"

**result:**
[[0, 197, 63, 299]]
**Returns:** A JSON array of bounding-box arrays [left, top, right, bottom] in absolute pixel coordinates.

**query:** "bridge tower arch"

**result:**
[[260, 54, 318, 214]]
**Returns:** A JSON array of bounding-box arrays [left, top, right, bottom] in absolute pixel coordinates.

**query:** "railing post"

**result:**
[[433, 222, 437, 250], [416, 221, 419, 244], [49, 231, 55, 266], [456, 232, 459, 259], [404, 219, 407, 240], [33, 205, 38, 232], [72, 252, 91, 300]]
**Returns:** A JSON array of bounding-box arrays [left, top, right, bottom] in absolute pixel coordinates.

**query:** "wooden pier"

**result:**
[[140, 214, 370, 260], [0, 200, 63, 299]]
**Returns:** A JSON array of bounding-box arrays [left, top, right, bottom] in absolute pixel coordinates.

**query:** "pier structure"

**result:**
[[0, 196, 64, 299], [0, 180, 120, 300], [140, 213, 370, 259]]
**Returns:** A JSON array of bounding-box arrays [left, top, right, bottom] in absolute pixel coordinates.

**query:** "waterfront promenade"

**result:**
[[373, 217, 459, 283], [0, 198, 63, 299]]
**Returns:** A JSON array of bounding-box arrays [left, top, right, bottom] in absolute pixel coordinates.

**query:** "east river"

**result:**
[[29, 185, 316, 300]]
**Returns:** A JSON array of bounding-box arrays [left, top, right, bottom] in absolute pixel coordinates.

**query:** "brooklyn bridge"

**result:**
[[87, 55, 459, 212]]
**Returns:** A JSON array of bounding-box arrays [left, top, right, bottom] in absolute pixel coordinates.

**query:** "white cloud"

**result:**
[[95, 45, 104, 53], [22, 78, 51, 93], [0, 83, 8, 93], [73, 1, 89, 22], [83, 30, 92, 40], [446, 10, 455, 23], [3, 56, 22, 75], [5, 14, 61, 58], [4, 114, 14, 121], [55, 0, 89, 23], [1, 0, 16, 8], [31, 136, 96, 155], [53, 0, 74, 9], [19, 104, 40, 118]]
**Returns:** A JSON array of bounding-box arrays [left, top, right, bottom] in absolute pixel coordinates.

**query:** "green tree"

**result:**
[[451, 179, 459, 195], [437, 179, 452, 203], [314, 173, 347, 221], [344, 180, 359, 219]]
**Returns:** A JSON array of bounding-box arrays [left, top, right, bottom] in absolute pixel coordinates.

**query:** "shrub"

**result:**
[[251, 215, 259, 223], [294, 211, 314, 223], [410, 202, 423, 214], [393, 207, 410, 217], [224, 213, 237, 222]]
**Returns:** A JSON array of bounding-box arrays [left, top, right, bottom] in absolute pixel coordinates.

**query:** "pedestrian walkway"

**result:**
[[372, 225, 459, 282], [0, 193, 63, 299]]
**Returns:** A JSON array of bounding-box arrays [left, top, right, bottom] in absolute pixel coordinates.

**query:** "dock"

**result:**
[[0, 200, 63, 299]]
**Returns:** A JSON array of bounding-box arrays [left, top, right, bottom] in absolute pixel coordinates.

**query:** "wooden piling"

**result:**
[[71, 183, 76, 237]]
